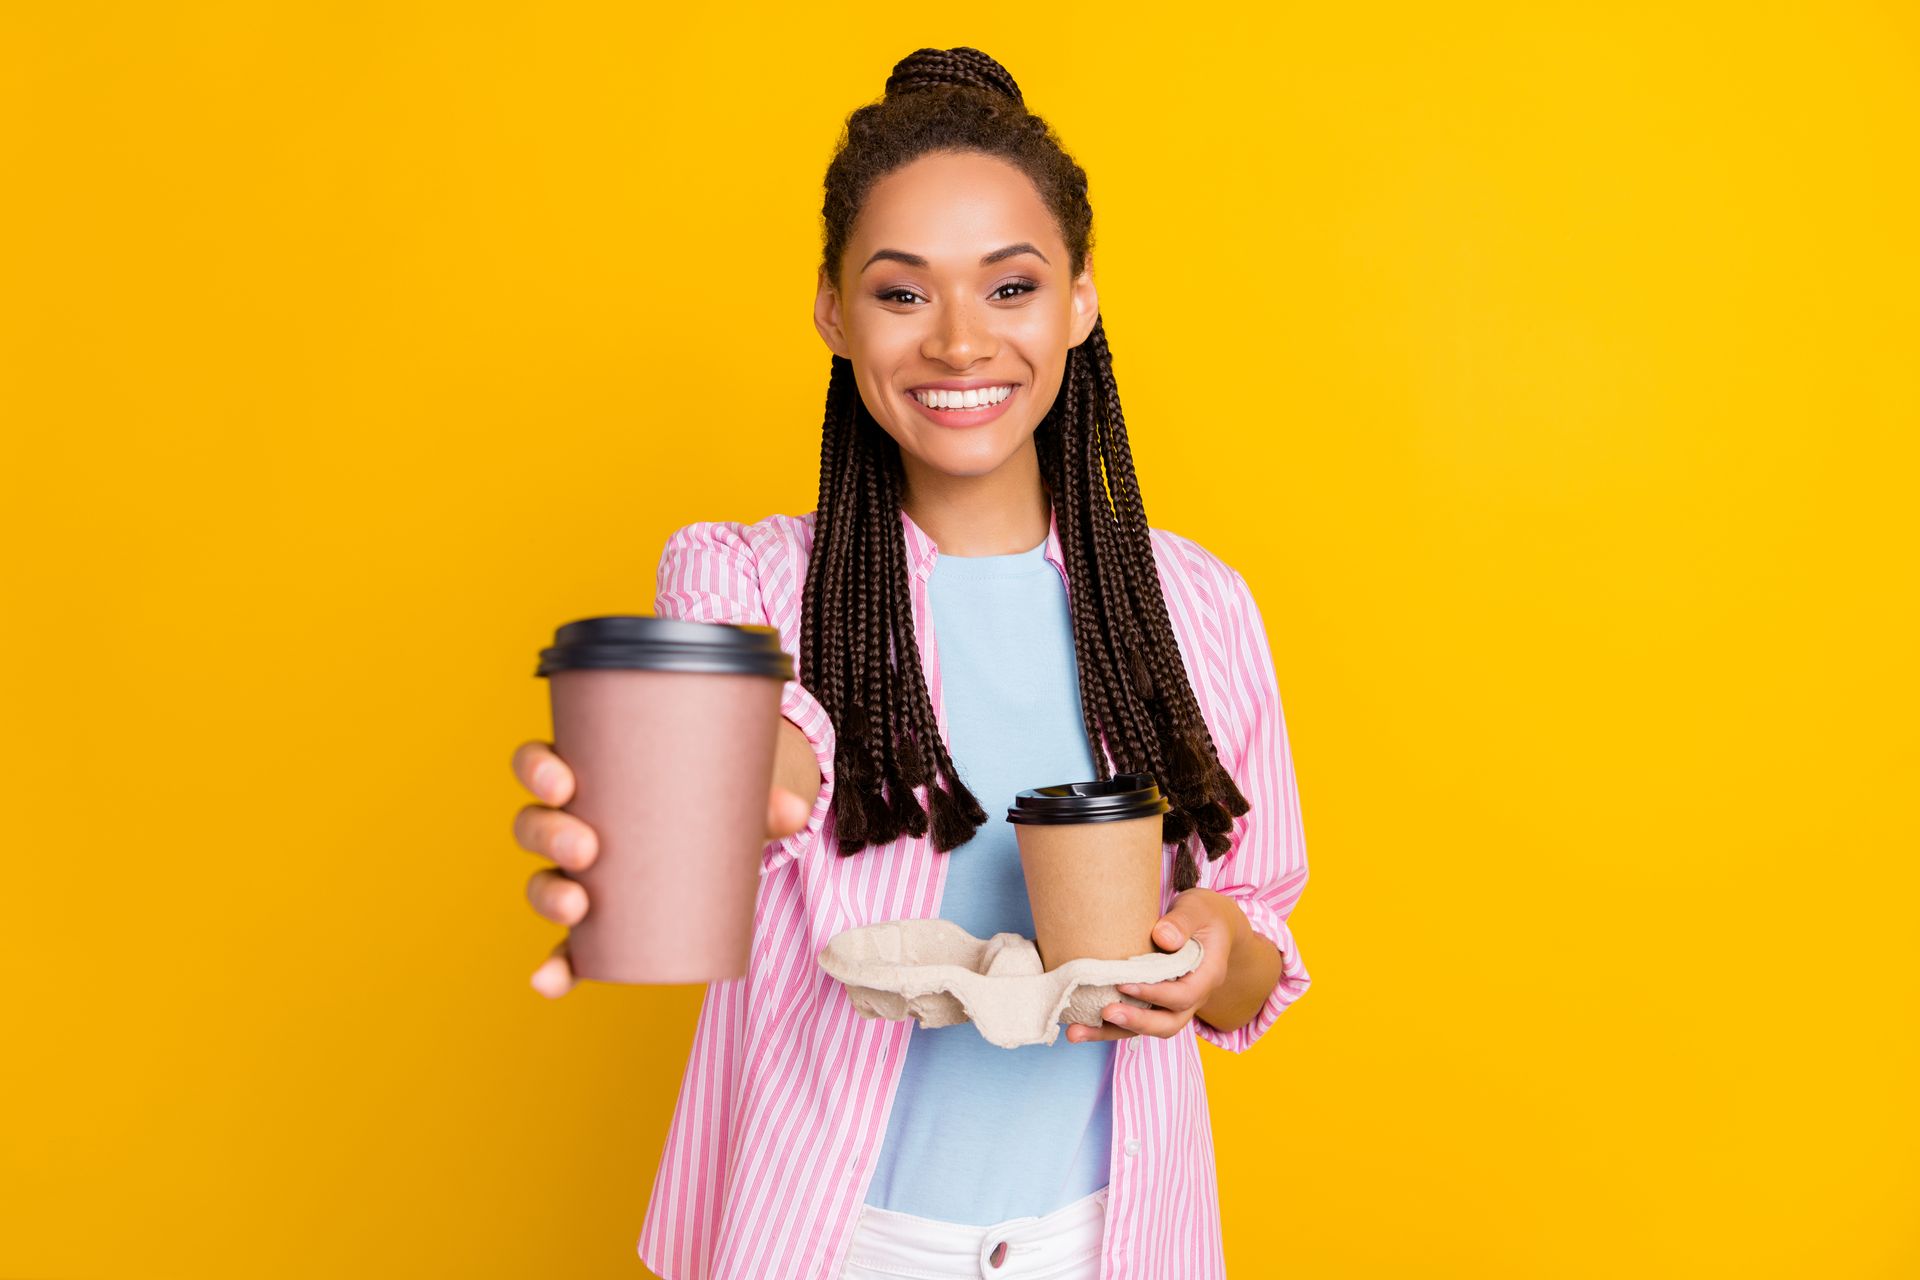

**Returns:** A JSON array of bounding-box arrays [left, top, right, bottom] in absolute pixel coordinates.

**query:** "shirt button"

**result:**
[[1125, 1137, 1141, 1157]]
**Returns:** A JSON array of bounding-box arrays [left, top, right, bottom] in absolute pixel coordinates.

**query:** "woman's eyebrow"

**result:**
[[859, 242, 1050, 272]]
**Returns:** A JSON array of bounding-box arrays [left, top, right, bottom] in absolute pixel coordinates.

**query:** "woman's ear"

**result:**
[[1068, 262, 1099, 348], [814, 268, 851, 358]]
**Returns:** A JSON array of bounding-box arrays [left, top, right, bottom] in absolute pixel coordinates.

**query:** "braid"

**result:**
[[1048, 336, 1112, 774], [883, 46, 1024, 105], [877, 469, 931, 841], [805, 46, 1253, 890], [1060, 344, 1155, 780]]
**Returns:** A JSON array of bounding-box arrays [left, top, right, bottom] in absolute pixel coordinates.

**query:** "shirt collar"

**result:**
[[899, 502, 1066, 582]]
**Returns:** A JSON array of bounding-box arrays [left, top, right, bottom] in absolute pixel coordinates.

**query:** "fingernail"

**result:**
[[533, 762, 556, 797], [555, 830, 582, 865], [1118, 983, 1137, 994]]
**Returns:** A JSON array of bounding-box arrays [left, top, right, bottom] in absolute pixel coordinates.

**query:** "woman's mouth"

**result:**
[[905, 383, 1019, 429]]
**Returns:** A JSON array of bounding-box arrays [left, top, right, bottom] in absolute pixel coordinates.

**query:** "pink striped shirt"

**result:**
[[638, 502, 1312, 1280]]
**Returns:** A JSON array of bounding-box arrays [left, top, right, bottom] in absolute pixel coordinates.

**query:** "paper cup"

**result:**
[[1007, 773, 1171, 970], [535, 615, 791, 984]]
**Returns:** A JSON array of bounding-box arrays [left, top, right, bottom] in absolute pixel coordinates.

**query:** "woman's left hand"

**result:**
[[1066, 888, 1234, 1043]]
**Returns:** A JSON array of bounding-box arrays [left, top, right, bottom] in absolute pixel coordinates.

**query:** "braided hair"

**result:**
[[804, 46, 1249, 892]]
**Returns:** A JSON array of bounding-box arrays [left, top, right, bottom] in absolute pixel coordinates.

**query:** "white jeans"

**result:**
[[835, 1185, 1108, 1280]]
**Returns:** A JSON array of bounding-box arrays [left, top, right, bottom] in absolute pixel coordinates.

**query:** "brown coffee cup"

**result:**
[[1007, 774, 1171, 970], [534, 615, 792, 984]]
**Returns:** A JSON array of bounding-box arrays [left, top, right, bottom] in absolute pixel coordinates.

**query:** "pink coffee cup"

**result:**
[[535, 615, 792, 984]]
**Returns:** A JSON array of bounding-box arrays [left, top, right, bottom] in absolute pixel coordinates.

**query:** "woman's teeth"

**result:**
[[911, 384, 1014, 410]]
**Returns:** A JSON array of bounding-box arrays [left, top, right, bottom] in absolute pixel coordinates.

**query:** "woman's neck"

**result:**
[[898, 445, 1050, 557]]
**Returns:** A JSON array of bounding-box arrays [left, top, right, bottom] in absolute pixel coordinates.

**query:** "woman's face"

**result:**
[[815, 150, 1099, 486]]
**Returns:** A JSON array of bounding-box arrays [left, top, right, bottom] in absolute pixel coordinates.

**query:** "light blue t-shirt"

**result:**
[[862, 532, 1116, 1227]]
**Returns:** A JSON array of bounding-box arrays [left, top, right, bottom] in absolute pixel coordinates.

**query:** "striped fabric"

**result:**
[[638, 502, 1313, 1280]]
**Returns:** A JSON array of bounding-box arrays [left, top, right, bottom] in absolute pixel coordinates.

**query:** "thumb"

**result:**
[[1152, 896, 1209, 950]]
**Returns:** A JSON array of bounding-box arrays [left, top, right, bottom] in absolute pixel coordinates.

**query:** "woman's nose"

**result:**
[[923, 297, 994, 365]]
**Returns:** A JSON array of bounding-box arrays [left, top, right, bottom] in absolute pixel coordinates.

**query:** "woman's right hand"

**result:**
[[511, 727, 819, 998]]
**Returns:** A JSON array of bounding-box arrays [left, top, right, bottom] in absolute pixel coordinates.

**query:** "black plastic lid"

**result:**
[[534, 615, 793, 681], [1006, 772, 1172, 825]]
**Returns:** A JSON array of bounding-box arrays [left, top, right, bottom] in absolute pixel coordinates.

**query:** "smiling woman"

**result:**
[[608, 44, 1312, 1280]]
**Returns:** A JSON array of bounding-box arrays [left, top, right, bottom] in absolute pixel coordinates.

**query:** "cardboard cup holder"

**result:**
[[818, 917, 1204, 1049]]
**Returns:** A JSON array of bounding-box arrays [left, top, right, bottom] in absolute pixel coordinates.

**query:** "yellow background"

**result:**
[[4, 3, 1915, 1276]]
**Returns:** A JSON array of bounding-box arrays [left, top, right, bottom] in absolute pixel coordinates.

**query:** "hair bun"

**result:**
[[884, 46, 1024, 107]]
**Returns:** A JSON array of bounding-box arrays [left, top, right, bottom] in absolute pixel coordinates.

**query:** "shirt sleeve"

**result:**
[[651, 520, 837, 876], [1193, 564, 1313, 1054]]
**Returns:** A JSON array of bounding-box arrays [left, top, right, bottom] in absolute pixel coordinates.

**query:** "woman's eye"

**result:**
[[992, 280, 1038, 301], [878, 289, 922, 305]]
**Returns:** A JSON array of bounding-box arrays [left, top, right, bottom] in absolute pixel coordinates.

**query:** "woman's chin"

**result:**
[[898, 423, 1030, 476], [915, 443, 1023, 480]]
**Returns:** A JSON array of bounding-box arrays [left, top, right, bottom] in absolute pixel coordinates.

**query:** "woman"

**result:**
[[511, 46, 1312, 1280]]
